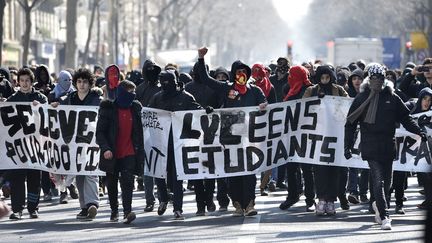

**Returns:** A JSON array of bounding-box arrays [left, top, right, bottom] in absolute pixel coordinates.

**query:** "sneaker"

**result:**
[[232, 201, 244, 217], [419, 189, 425, 195], [326, 201, 336, 215], [395, 205, 405, 215], [260, 188, 268, 196], [372, 201, 382, 224], [417, 200, 429, 210], [279, 197, 299, 210], [360, 194, 369, 203], [219, 206, 228, 212], [306, 202, 316, 212], [76, 209, 88, 219], [206, 200, 216, 212], [98, 187, 104, 197], [173, 211, 185, 220], [348, 194, 360, 204], [87, 205, 98, 220], [9, 211, 22, 220], [268, 181, 276, 192], [339, 196, 350, 210], [316, 200, 326, 216], [158, 202, 168, 216], [381, 217, 392, 230], [68, 185, 79, 200], [59, 192, 68, 204], [110, 211, 119, 222], [144, 203, 154, 212], [43, 193, 53, 202], [29, 210, 39, 219], [245, 200, 257, 217], [276, 182, 287, 189], [196, 208, 206, 216], [123, 212, 136, 224]]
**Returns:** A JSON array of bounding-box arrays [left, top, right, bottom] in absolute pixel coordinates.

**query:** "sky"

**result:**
[[271, 0, 315, 62]]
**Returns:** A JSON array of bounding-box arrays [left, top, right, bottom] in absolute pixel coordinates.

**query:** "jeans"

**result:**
[[368, 160, 392, 219], [106, 156, 135, 214], [348, 168, 369, 195], [144, 175, 155, 205]]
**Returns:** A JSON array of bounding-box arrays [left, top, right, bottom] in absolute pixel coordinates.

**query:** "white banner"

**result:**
[[142, 107, 170, 178], [171, 97, 432, 180], [0, 102, 103, 175]]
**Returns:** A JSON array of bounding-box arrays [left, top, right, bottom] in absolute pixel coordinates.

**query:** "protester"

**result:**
[[7, 67, 47, 220], [52, 68, 102, 220], [345, 63, 427, 230], [149, 70, 201, 220], [185, 62, 220, 216], [280, 65, 315, 212], [304, 65, 348, 215], [96, 80, 144, 224], [197, 47, 267, 217], [136, 59, 162, 213], [399, 58, 432, 98]]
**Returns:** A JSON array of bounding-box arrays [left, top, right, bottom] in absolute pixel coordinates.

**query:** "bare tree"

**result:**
[[0, 0, 6, 66], [82, 0, 101, 65], [17, 0, 47, 66], [64, 0, 77, 68]]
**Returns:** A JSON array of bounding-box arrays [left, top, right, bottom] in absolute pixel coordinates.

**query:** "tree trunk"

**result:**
[[108, 0, 115, 64], [82, 0, 99, 65], [0, 0, 6, 66], [22, 9, 31, 66], [65, 0, 78, 68], [95, 3, 100, 64]]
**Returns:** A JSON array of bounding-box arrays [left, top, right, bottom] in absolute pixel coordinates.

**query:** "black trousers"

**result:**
[[216, 178, 230, 207], [392, 171, 407, 206], [193, 179, 215, 209], [315, 165, 339, 201], [10, 169, 41, 213], [106, 156, 135, 214], [228, 175, 256, 209], [286, 163, 315, 204]]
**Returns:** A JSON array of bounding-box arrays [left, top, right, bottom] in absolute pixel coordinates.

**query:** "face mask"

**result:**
[[146, 69, 159, 83], [107, 67, 119, 90], [235, 72, 247, 86], [161, 80, 177, 94], [115, 86, 135, 108]]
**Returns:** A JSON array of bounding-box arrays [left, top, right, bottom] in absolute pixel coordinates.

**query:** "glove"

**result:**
[[317, 92, 325, 98], [418, 115, 431, 126], [420, 132, 428, 142], [344, 148, 352, 160], [205, 106, 214, 114]]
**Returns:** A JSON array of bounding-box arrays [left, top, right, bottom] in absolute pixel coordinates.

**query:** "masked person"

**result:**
[[136, 59, 162, 212], [345, 63, 427, 230], [96, 80, 144, 224], [149, 70, 201, 220], [303, 65, 348, 215], [104, 64, 121, 101], [48, 70, 75, 103], [250, 63, 277, 196], [7, 68, 47, 219], [197, 47, 267, 217], [185, 62, 221, 216]]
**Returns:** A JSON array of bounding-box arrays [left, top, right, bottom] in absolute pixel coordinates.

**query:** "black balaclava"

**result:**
[[142, 60, 161, 85], [115, 85, 136, 108], [160, 70, 178, 97]]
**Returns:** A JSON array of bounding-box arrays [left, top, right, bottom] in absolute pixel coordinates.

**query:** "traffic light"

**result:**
[[287, 40, 293, 56]]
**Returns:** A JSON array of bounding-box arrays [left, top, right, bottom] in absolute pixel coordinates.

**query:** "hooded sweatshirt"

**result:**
[[136, 60, 162, 106], [283, 65, 312, 101], [0, 67, 14, 98], [34, 65, 54, 95], [105, 64, 120, 100]]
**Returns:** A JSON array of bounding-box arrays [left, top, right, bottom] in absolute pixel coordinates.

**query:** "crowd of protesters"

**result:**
[[0, 47, 431, 233]]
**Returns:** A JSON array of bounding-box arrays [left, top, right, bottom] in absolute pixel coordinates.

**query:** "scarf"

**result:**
[[252, 64, 271, 97], [283, 66, 312, 101], [234, 72, 248, 95], [346, 77, 384, 124]]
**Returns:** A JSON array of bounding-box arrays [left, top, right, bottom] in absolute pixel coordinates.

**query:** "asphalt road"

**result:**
[[0, 177, 427, 242]]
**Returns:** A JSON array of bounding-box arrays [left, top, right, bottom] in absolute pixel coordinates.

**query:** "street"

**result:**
[[0, 177, 427, 242]]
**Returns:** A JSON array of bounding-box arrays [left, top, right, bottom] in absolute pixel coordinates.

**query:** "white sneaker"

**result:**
[[316, 200, 326, 216], [381, 217, 392, 230], [372, 201, 382, 224]]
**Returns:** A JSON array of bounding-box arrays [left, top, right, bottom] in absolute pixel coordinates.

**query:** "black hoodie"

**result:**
[[347, 69, 364, 98], [136, 60, 162, 106], [34, 65, 54, 95], [0, 67, 14, 98], [197, 58, 266, 108]]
